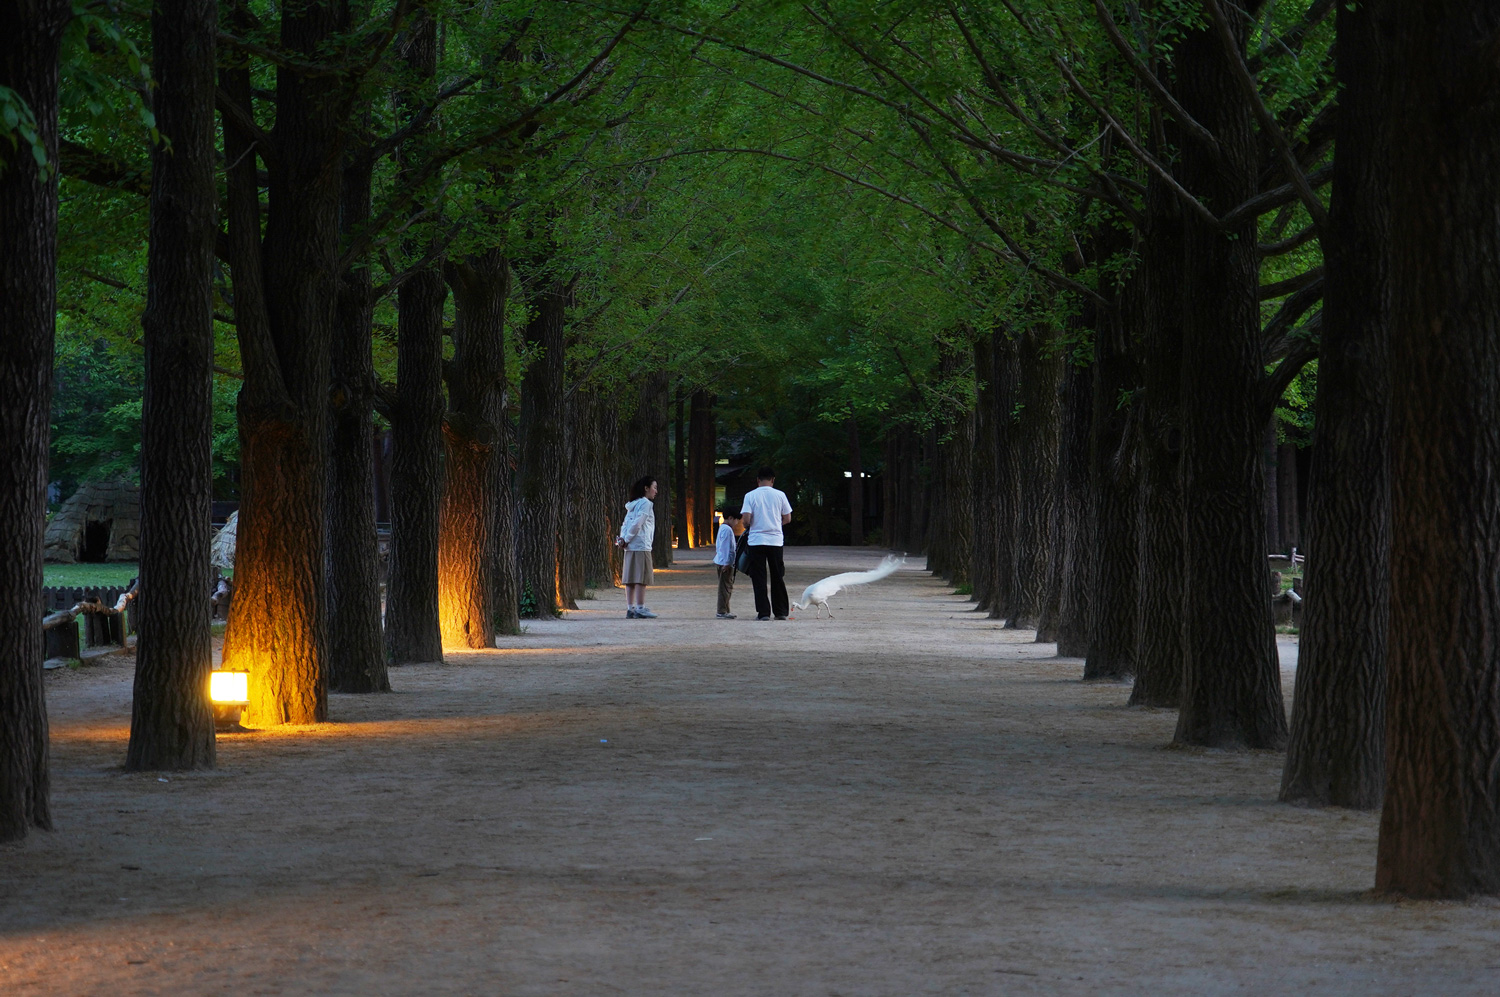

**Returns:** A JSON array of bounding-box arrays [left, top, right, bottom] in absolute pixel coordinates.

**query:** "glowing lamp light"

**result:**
[[210, 670, 250, 731]]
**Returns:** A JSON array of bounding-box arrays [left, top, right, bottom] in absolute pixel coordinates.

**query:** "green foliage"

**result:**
[[518, 583, 539, 619], [0, 86, 46, 176]]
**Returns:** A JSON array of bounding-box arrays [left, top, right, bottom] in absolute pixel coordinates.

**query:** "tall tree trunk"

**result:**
[[1083, 303, 1137, 680], [492, 406, 520, 633], [1374, 0, 1500, 898], [325, 154, 389, 693], [518, 276, 567, 616], [971, 335, 998, 611], [688, 391, 716, 546], [990, 335, 1020, 619], [1277, 440, 1300, 549], [946, 410, 974, 585], [383, 13, 444, 663], [1171, 22, 1285, 749], [385, 267, 446, 662], [440, 250, 511, 647], [1131, 176, 1186, 708], [1263, 421, 1281, 553], [127, 0, 219, 770], [1051, 356, 1094, 656], [1005, 326, 1062, 629], [1280, 0, 1390, 810], [0, 0, 69, 839], [558, 393, 587, 609], [221, 0, 342, 725], [673, 387, 687, 548], [925, 422, 949, 576]]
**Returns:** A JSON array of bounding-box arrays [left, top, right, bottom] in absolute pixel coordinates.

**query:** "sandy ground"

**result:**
[[3, 546, 1499, 996]]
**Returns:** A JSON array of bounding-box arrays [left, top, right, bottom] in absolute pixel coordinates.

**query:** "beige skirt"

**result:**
[[622, 550, 653, 585]]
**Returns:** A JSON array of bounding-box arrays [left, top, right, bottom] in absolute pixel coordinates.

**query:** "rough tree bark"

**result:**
[[518, 275, 567, 616], [688, 391, 716, 546], [1005, 326, 1062, 630], [1277, 440, 1300, 549], [1130, 176, 1186, 708], [1375, 0, 1500, 897], [1280, 0, 1390, 810], [1050, 355, 1094, 656], [942, 409, 974, 585], [0, 0, 69, 839], [1263, 421, 1281, 554], [325, 154, 389, 693], [971, 335, 998, 612], [1083, 302, 1137, 680], [127, 0, 219, 769], [989, 335, 1020, 619], [384, 265, 447, 662], [558, 393, 587, 609], [439, 250, 511, 647], [221, 0, 342, 725], [1171, 19, 1286, 748]]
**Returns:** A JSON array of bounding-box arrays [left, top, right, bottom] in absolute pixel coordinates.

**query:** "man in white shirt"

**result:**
[[739, 466, 794, 620]]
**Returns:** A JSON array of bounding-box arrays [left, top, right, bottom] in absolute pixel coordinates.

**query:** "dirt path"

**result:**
[[3, 547, 1497, 995]]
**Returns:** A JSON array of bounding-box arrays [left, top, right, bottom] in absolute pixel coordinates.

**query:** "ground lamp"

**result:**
[[210, 670, 249, 731]]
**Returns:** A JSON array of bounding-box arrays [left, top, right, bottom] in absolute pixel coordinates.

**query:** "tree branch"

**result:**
[[1205, 0, 1329, 235], [1091, 0, 1221, 155]]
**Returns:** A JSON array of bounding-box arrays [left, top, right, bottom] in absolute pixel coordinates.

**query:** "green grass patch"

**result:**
[[953, 582, 973, 595], [43, 562, 139, 588]]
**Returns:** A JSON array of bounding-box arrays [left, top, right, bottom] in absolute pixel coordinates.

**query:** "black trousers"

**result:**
[[747, 544, 788, 618]]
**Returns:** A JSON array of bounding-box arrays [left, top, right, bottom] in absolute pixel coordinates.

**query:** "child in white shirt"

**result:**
[[712, 509, 742, 619]]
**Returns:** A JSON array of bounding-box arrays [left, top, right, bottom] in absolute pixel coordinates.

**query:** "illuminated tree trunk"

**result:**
[[220, 0, 340, 725], [518, 276, 566, 616], [0, 0, 69, 839], [1375, 0, 1500, 898], [1280, 0, 1390, 810], [127, 0, 219, 769], [325, 155, 389, 693], [1171, 22, 1285, 749], [439, 250, 510, 648]]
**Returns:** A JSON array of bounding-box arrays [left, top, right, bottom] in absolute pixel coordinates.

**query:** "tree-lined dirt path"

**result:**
[[3, 547, 1498, 994]]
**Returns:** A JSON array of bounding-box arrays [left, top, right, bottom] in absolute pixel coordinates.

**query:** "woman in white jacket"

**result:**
[[616, 475, 658, 618]]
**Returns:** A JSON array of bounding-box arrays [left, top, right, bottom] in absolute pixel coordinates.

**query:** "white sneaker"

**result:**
[[635, 607, 658, 619], [716, 612, 736, 619]]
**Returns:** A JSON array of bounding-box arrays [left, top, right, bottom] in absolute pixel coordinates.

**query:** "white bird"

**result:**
[[791, 555, 905, 619]]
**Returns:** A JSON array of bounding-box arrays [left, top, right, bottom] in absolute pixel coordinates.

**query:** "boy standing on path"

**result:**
[[713, 509, 742, 619], [740, 467, 794, 621]]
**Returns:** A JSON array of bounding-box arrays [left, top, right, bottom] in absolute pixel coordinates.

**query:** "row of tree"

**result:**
[[4, 0, 1500, 900]]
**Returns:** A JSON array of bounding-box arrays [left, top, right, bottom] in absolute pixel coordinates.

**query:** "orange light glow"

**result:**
[[210, 671, 249, 703]]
